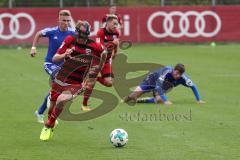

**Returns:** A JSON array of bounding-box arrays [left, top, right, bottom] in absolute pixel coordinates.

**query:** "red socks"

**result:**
[[83, 96, 89, 106], [46, 107, 62, 128], [97, 77, 106, 86], [83, 85, 94, 106]]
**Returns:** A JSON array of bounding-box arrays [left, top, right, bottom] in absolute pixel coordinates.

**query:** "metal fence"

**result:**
[[0, 0, 240, 8]]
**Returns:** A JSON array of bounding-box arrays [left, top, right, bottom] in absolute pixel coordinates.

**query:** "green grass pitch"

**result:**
[[0, 44, 240, 160]]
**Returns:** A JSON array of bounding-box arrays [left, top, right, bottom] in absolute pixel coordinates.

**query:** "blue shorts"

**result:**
[[44, 62, 61, 79], [139, 73, 156, 92]]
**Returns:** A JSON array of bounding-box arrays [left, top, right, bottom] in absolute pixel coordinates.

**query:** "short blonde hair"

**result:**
[[59, 10, 71, 16], [106, 14, 118, 22]]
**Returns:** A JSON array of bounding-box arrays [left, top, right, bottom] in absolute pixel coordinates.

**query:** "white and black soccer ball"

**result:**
[[109, 128, 128, 147]]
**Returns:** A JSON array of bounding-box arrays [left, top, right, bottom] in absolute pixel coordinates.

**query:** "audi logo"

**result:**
[[147, 11, 221, 38], [0, 13, 35, 40]]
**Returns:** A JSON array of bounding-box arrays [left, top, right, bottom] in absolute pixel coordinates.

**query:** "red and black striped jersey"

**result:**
[[97, 28, 120, 44], [55, 35, 104, 84], [96, 28, 120, 61]]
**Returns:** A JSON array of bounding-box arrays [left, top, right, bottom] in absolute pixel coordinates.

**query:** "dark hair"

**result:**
[[174, 63, 185, 74], [75, 20, 91, 39]]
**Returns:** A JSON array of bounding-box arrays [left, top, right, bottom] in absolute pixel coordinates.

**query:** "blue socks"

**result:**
[[145, 98, 155, 103], [37, 93, 50, 114]]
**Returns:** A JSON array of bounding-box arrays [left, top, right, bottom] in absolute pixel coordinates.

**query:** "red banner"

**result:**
[[1, 6, 240, 45]]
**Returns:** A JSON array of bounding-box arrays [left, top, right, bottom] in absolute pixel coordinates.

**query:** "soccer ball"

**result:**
[[109, 128, 128, 147]]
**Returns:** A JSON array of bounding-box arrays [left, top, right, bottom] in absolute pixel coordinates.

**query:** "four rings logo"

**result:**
[[0, 11, 221, 40], [147, 11, 221, 38], [0, 13, 35, 40]]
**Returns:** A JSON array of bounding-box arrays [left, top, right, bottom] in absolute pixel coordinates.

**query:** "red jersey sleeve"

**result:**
[[96, 29, 105, 45], [117, 14, 123, 25], [115, 29, 121, 38], [57, 35, 75, 55], [94, 42, 104, 57]]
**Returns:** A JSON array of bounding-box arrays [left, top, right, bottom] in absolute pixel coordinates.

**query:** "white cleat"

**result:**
[[55, 119, 59, 125], [35, 110, 44, 124]]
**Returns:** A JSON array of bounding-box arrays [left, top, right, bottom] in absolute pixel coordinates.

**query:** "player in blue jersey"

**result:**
[[30, 10, 75, 123], [124, 64, 205, 105]]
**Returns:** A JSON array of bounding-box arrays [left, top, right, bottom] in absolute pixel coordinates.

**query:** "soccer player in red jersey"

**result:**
[[102, 5, 123, 28], [40, 20, 107, 141], [81, 15, 120, 110]]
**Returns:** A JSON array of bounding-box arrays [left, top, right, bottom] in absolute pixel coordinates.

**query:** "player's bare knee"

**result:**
[[155, 97, 163, 104], [57, 93, 72, 105], [56, 96, 66, 106], [49, 101, 55, 109], [86, 83, 94, 90], [105, 81, 113, 87], [104, 78, 113, 87], [125, 91, 139, 102]]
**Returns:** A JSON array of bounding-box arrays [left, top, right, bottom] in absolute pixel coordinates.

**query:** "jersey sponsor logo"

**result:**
[[50, 65, 57, 70], [0, 12, 36, 40], [147, 11, 221, 38], [158, 76, 164, 82], [54, 36, 58, 39]]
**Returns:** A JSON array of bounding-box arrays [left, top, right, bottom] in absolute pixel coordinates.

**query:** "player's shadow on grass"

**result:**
[[59, 89, 119, 121]]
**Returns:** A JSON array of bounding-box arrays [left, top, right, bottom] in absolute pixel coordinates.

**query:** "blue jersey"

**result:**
[[140, 66, 201, 102], [41, 26, 75, 64], [154, 66, 193, 88]]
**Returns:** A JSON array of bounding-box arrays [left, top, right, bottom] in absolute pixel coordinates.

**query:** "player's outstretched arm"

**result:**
[[155, 82, 172, 105], [98, 50, 108, 71], [30, 31, 43, 57], [154, 94, 172, 105], [111, 39, 119, 59], [190, 85, 205, 104], [182, 75, 206, 104], [159, 94, 172, 105], [82, 50, 107, 96], [52, 48, 73, 63], [53, 36, 74, 63]]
